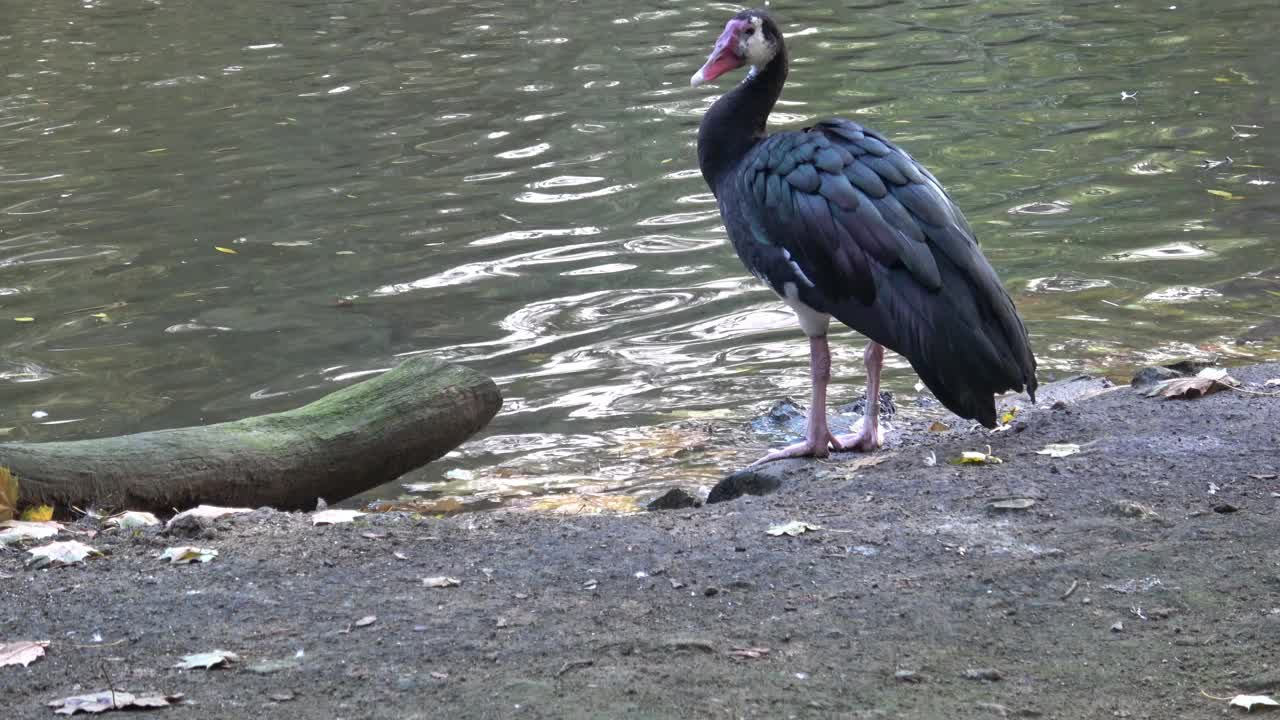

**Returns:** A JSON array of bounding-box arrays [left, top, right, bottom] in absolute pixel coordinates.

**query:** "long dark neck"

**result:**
[[696, 46, 789, 194]]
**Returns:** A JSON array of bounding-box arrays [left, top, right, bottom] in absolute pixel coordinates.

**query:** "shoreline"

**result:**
[[4, 361, 1278, 719]]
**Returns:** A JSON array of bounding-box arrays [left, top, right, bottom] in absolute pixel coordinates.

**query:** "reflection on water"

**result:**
[[2, 0, 1278, 507]]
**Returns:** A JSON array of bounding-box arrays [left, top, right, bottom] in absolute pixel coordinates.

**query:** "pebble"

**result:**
[[962, 668, 1002, 682], [894, 669, 922, 683]]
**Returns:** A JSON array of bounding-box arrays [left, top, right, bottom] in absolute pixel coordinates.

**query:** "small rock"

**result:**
[[1130, 366, 1183, 389], [646, 488, 702, 511], [1163, 357, 1216, 375], [962, 668, 1002, 682], [894, 669, 922, 683], [976, 702, 1009, 717], [703, 586, 720, 597], [1212, 503, 1239, 514], [163, 513, 213, 538], [1110, 500, 1159, 519], [1240, 319, 1280, 343], [1110, 621, 1124, 633], [268, 691, 295, 703], [835, 390, 896, 421], [707, 468, 783, 504]]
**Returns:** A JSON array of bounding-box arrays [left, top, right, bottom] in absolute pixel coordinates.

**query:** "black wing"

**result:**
[[720, 118, 1037, 426]]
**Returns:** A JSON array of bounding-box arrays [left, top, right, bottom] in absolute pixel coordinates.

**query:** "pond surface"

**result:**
[[3, 0, 1278, 508]]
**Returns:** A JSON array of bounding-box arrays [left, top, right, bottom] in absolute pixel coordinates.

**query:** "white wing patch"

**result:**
[[781, 248, 815, 288], [781, 282, 831, 337]]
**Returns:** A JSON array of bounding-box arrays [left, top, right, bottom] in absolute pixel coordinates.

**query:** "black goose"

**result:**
[[691, 9, 1037, 464]]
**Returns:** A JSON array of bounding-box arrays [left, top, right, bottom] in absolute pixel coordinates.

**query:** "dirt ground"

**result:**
[[3, 362, 1279, 719]]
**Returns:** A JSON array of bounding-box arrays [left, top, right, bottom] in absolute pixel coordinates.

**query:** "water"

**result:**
[[3, 0, 1278, 508]]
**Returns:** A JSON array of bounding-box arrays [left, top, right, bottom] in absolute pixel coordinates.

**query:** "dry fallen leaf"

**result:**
[[423, 576, 462, 588], [0, 640, 49, 668], [1036, 443, 1081, 458], [842, 454, 894, 471], [0, 520, 64, 545], [214, 245, 238, 254], [20, 504, 53, 522], [48, 690, 184, 714], [158, 546, 218, 564], [27, 540, 102, 569], [312, 509, 366, 525], [105, 511, 160, 530], [927, 421, 950, 432], [728, 647, 770, 659], [355, 615, 377, 627], [988, 498, 1037, 511], [174, 650, 240, 670], [1228, 694, 1279, 711], [951, 447, 1003, 465], [766, 520, 822, 537], [0, 466, 18, 523], [1144, 370, 1240, 400], [526, 493, 641, 515], [165, 505, 251, 529]]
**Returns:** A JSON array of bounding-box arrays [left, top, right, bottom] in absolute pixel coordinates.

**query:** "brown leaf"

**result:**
[[0, 640, 49, 668], [843, 454, 894, 471], [1143, 374, 1239, 399]]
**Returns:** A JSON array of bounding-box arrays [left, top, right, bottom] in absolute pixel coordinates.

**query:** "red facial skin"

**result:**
[[690, 19, 750, 86]]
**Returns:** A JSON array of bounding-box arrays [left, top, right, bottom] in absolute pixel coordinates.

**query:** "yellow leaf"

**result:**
[[951, 447, 1003, 465], [20, 505, 53, 522], [1000, 407, 1018, 425], [0, 467, 17, 522], [214, 246, 238, 254], [1206, 189, 1244, 200], [91, 312, 108, 319], [13, 317, 34, 323]]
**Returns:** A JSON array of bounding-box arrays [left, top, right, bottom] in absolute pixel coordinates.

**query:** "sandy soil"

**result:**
[[3, 362, 1279, 719]]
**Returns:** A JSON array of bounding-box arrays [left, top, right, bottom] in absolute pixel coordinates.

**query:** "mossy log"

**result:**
[[0, 357, 501, 513]]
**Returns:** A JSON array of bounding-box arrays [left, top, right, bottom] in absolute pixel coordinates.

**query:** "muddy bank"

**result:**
[[3, 362, 1279, 719]]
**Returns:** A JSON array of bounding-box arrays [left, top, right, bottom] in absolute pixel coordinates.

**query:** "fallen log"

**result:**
[[1, 357, 501, 513]]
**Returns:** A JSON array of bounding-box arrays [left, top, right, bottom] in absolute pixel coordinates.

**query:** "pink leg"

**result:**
[[750, 335, 840, 466], [833, 341, 885, 452]]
